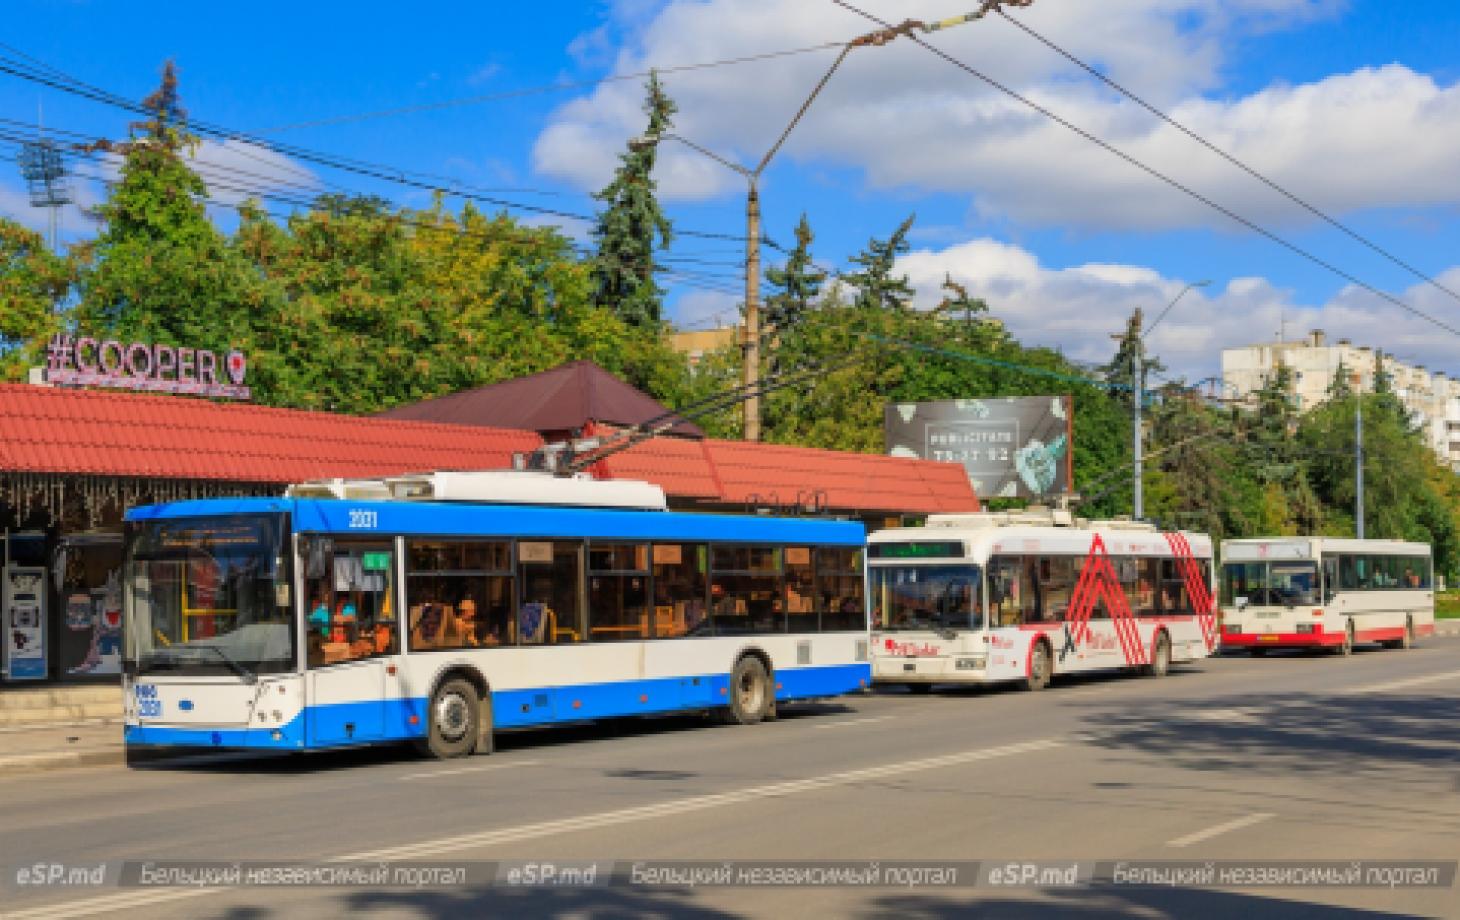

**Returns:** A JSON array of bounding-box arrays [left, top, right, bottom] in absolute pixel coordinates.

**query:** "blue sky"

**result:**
[[3, 0, 1459, 380]]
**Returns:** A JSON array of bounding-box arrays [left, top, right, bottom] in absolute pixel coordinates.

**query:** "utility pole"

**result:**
[[743, 181, 762, 440], [1131, 280, 1211, 520], [633, 11, 1013, 440], [1356, 388, 1365, 539], [1133, 308, 1146, 522]]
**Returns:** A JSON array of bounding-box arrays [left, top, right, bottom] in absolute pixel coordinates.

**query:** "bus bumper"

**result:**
[[1221, 631, 1346, 649]]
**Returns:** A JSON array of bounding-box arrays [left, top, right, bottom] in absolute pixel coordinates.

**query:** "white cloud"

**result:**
[[188, 140, 319, 208], [530, 0, 1460, 231], [671, 288, 740, 329], [897, 236, 1460, 379]]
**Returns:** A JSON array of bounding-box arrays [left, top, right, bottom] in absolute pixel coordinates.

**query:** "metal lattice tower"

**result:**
[[18, 136, 71, 251]]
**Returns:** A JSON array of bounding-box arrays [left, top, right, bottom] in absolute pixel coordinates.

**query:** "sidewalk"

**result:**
[[0, 718, 125, 774]]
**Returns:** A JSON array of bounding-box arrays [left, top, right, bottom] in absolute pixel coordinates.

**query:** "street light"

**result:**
[[1133, 279, 1211, 520]]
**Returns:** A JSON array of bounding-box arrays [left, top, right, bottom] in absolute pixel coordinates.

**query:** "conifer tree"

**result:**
[[589, 72, 675, 327]]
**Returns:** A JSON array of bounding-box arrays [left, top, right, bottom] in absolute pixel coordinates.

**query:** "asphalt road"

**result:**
[[4, 638, 1460, 920]]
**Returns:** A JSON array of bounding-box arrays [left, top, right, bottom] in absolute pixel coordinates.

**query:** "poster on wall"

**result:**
[[4, 566, 48, 680], [885, 396, 1074, 500], [68, 571, 123, 676]]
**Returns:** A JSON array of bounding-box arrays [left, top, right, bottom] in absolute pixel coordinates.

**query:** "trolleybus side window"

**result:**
[[651, 543, 708, 637], [784, 547, 818, 633], [587, 543, 650, 642], [517, 541, 585, 644], [304, 539, 399, 666], [1036, 555, 1076, 622], [817, 547, 865, 631], [710, 544, 784, 635], [404, 540, 513, 651]]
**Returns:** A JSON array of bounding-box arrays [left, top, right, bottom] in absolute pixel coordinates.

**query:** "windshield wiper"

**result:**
[[195, 645, 257, 684], [904, 614, 958, 642]]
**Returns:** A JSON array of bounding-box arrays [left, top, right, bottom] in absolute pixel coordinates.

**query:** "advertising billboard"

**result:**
[[885, 396, 1074, 499]]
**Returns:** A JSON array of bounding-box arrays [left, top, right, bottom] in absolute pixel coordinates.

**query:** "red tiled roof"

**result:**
[[0, 384, 978, 515], [0, 384, 542, 484], [589, 433, 722, 501]]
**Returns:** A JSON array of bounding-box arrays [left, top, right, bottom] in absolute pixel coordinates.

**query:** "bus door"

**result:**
[[302, 538, 401, 745]]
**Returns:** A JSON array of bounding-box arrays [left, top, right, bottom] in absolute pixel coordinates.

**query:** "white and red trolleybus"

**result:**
[[868, 510, 1218, 691], [1219, 537, 1434, 655]]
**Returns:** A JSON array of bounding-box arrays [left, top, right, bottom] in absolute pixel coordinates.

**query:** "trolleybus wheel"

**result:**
[[1146, 631, 1172, 678], [424, 677, 479, 759], [1383, 617, 1414, 650], [1024, 641, 1052, 691], [723, 656, 770, 725]]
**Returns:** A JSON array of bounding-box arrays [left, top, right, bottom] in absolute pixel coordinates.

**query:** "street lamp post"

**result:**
[[1133, 280, 1211, 520]]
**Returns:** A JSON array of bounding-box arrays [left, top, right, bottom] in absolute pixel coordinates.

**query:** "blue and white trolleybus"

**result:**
[[121, 472, 870, 758]]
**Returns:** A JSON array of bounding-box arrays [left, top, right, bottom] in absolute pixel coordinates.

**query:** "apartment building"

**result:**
[[1222, 330, 1460, 470]]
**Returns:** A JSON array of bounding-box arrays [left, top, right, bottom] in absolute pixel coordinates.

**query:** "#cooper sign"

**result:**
[[886, 396, 1073, 499], [43, 334, 251, 400]]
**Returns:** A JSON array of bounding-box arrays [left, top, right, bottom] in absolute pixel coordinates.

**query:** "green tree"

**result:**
[[843, 214, 916, 312], [74, 61, 268, 353], [761, 213, 825, 362], [0, 218, 74, 380], [1102, 309, 1164, 408], [589, 72, 675, 328]]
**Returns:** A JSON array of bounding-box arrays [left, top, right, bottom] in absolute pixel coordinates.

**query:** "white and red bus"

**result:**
[[1220, 537, 1434, 654], [868, 510, 1217, 691]]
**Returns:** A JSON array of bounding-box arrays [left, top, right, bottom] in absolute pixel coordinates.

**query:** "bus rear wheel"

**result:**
[[722, 656, 771, 725], [1382, 618, 1414, 650], [1024, 641, 1052, 691], [423, 678, 479, 759], [1145, 632, 1172, 678]]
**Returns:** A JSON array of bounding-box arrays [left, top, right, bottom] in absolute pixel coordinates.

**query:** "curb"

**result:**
[[0, 747, 124, 775]]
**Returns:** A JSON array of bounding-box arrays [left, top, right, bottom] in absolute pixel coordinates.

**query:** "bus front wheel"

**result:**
[[1024, 641, 1052, 691], [722, 656, 771, 725], [1145, 632, 1171, 678], [424, 678, 480, 759]]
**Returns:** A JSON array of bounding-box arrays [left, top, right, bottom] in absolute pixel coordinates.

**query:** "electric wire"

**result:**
[[993, 7, 1460, 310], [827, 0, 1460, 339]]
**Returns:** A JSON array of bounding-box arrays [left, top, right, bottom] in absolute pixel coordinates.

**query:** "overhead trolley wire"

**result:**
[[827, 0, 1460, 340], [0, 50, 783, 251], [992, 8, 1460, 311]]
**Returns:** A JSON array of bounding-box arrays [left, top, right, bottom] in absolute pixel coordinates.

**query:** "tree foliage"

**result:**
[[588, 72, 675, 328]]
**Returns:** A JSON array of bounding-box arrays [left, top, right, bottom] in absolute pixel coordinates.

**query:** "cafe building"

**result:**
[[1, 359, 977, 689]]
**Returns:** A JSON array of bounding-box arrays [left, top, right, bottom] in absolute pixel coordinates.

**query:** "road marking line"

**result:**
[[18, 737, 1059, 918], [812, 716, 894, 730], [346, 737, 1061, 861], [1167, 812, 1274, 848], [399, 759, 541, 781], [1346, 670, 1460, 694], [1188, 708, 1262, 724]]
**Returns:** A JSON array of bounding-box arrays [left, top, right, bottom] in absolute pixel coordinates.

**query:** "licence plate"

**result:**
[[1258, 635, 1280, 642]]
